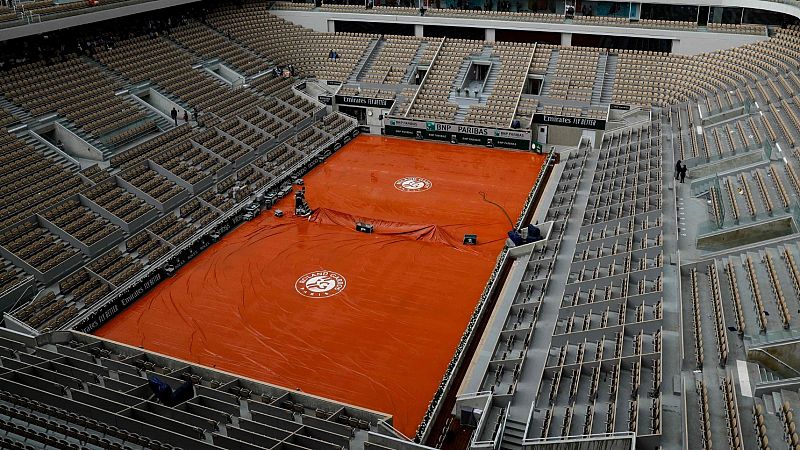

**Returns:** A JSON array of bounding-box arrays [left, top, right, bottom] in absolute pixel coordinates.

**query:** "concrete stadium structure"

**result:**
[[2, 0, 800, 449]]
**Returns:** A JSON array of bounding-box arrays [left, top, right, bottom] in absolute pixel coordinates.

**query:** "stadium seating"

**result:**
[[0, 328, 392, 449], [0, 131, 83, 230], [0, 57, 149, 139], [5, 2, 800, 449]]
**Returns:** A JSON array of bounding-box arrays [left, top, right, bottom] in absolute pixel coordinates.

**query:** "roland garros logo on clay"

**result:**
[[295, 270, 346, 298], [394, 176, 432, 192]]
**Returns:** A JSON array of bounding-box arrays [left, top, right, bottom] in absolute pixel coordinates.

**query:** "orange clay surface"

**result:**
[[95, 135, 546, 435]]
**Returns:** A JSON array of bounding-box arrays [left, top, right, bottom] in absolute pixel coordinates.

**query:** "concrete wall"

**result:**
[[27, 128, 82, 169], [146, 88, 189, 121], [0, 277, 36, 317], [54, 122, 104, 161], [535, 123, 584, 148], [272, 10, 767, 56], [216, 63, 247, 85], [697, 216, 796, 251]]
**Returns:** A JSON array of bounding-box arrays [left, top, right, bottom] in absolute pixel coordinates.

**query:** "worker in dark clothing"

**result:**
[[170, 107, 178, 126], [183, 110, 189, 124], [674, 159, 682, 180], [680, 164, 687, 183]]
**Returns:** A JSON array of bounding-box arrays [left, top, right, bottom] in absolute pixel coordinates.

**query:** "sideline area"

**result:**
[[95, 135, 546, 435]]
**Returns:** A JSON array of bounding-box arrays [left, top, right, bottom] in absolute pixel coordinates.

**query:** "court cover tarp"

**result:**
[[96, 136, 546, 435]]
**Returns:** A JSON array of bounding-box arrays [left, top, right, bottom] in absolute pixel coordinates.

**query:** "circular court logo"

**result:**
[[394, 176, 432, 192], [295, 270, 346, 298]]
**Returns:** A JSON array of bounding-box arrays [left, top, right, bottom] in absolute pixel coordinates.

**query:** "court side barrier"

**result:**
[[415, 148, 557, 443], [65, 120, 360, 333], [515, 149, 558, 229]]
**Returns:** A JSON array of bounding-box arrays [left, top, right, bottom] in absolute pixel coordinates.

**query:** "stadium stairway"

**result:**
[[356, 39, 386, 82], [506, 145, 601, 420], [499, 417, 526, 450], [17, 129, 80, 173], [0, 94, 31, 124], [400, 41, 429, 83], [131, 98, 174, 132], [450, 47, 501, 123], [590, 53, 607, 105], [81, 55, 129, 88], [347, 38, 380, 84], [477, 56, 501, 103], [538, 49, 560, 98], [600, 54, 617, 104], [57, 119, 114, 160]]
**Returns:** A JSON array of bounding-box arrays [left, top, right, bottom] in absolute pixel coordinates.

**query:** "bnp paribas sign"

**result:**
[[384, 118, 533, 150]]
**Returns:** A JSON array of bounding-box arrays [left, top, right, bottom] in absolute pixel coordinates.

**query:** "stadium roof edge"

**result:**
[[0, 0, 203, 42]]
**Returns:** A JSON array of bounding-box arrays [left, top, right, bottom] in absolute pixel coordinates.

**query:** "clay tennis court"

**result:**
[[95, 135, 546, 435]]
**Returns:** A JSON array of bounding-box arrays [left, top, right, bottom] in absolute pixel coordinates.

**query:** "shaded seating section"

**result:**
[[0, 257, 26, 295], [126, 230, 171, 262], [0, 131, 83, 230], [57, 268, 111, 308], [612, 28, 800, 107], [217, 117, 268, 149], [147, 213, 195, 247], [110, 124, 194, 169], [88, 247, 143, 287], [0, 330, 392, 450], [406, 39, 483, 121], [0, 221, 79, 274], [252, 143, 303, 178], [548, 48, 601, 103], [9, 290, 78, 331], [248, 74, 295, 97], [361, 36, 425, 84], [207, 3, 373, 82], [179, 198, 219, 229], [318, 112, 354, 137], [193, 128, 251, 164], [170, 20, 271, 76], [200, 190, 235, 212], [0, 3, 17, 23], [41, 199, 121, 247], [118, 164, 187, 205], [276, 90, 318, 117], [83, 179, 155, 224], [95, 35, 269, 121], [464, 43, 534, 127], [153, 141, 226, 184], [0, 56, 150, 139], [0, 105, 18, 128], [238, 104, 291, 138]]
